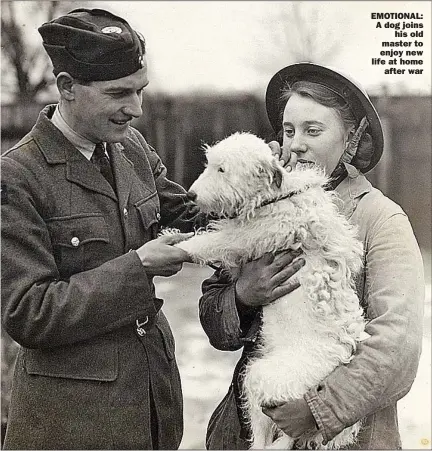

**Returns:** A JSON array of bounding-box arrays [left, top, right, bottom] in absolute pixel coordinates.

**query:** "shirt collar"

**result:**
[[335, 163, 372, 218], [51, 106, 97, 161]]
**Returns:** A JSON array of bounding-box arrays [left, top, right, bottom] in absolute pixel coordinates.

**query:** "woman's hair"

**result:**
[[279, 81, 374, 170]]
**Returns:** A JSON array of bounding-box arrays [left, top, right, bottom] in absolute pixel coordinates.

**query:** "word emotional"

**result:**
[[371, 12, 424, 75], [371, 12, 423, 19]]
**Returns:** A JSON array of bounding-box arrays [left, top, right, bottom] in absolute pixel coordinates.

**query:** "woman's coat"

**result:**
[[199, 164, 425, 450]]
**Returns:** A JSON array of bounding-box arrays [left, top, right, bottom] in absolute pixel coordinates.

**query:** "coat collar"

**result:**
[[33, 104, 133, 206], [335, 163, 372, 218]]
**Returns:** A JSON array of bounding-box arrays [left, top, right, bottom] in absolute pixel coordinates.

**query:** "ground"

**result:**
[[156, 259, 431, 450]]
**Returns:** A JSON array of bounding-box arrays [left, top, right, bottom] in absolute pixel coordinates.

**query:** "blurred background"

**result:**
[[1, 1, 431, 448]]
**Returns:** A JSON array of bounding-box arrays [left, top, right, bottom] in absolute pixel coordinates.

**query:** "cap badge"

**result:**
[[101, 26, 122, 34], [138, 54, 145, 68]]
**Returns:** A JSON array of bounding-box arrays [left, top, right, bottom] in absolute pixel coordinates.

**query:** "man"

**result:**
[[1, 8, 203, 449]]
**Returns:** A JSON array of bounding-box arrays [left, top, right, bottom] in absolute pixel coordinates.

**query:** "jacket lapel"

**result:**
[[34, 105, 117, 201], [108, 143, 133, 212], [66, 152, 117, 201]]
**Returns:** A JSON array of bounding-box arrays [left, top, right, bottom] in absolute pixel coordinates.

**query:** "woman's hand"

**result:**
[[235, 250, 305, 309], [268, 141, 298, 171], [262, 397, 318, 439]]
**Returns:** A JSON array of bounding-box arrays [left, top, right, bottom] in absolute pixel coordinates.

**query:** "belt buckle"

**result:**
[[136, 316, 149, 336]]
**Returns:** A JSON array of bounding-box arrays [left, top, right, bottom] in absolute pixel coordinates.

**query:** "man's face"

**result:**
[[282, 93, 350, 175], [68, 56, 149, 143]]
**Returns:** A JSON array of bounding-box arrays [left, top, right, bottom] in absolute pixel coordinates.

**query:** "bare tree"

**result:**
[[247, 2, 352, 77], [1, 1, 90, 103]]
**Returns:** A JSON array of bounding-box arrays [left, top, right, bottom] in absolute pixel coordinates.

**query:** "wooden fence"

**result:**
[[1, 94, 431, 250], [1, 94, 431, 441]]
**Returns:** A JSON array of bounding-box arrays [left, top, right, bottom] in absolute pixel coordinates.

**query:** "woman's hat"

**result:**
[[38, 8, 145, 82], [265, 62, 384, 173]]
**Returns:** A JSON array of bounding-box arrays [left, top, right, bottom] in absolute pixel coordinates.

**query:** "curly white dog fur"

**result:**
[[176, 132, 367, 449]]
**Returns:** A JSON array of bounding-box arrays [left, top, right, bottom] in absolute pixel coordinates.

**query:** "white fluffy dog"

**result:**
[[176, 132, 367, 449]]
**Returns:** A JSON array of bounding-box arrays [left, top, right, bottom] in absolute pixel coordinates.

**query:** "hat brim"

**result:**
[[265, 63, 384, 173]]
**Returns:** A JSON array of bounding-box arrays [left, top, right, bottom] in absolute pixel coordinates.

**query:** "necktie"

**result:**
[[91, 143, 115, 189]]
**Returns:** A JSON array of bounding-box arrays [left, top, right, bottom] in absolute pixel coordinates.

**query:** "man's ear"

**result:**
[[56, 72, 76, 101]]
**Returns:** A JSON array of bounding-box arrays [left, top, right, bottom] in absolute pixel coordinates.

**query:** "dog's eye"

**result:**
[[218, 167, 225, 173]]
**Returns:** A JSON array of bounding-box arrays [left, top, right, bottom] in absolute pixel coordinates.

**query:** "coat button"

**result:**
[[123, 207, 128, 217], [156, 212, 161, 220], [71, 237, 80, 247]]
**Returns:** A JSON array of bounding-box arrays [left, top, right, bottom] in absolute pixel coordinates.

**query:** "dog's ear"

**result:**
[[271, 160, 284, 188]]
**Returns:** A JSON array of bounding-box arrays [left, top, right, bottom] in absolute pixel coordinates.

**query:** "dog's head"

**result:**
[[188, 132, 328, 218], [188, 132, 285, 217]]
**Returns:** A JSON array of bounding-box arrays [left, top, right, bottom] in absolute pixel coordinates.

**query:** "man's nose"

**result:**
[[123, 96, 143, 118]]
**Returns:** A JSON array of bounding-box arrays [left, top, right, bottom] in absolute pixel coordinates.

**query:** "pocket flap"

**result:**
[[135, 193, 160, 229], [24, 336, 118, 381], [47, 214, 109, 248]]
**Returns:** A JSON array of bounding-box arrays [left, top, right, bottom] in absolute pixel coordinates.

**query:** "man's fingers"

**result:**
[[158, 263, 185, 277], [158, 232, 194, 245]]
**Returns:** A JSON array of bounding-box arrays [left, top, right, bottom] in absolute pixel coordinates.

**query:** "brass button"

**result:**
[[156, 212, 161, 220], [123, 207, 128, 217], [71, 237, 80, 247]]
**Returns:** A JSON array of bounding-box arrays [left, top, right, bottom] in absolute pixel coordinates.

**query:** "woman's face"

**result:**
[[282, 93, 351, 175]]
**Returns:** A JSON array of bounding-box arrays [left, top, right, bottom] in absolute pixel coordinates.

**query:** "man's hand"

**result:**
[[235, 250, 305, 309], [268, 141, 298, 172], [262, 397, 318, 439], [136, 233, 193, 277]]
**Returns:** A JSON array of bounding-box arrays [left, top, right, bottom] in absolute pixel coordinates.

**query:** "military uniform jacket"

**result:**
[[1, 105, 202, 449]]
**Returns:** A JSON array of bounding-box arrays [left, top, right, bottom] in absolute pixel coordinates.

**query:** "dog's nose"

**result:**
[[186, 190, 197, 201]]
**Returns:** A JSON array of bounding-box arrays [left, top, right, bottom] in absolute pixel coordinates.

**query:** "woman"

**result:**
[[199, 63, 425, 450]]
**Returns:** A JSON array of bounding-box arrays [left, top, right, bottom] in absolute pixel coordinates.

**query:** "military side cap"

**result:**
[[38, 8, 145, 81]]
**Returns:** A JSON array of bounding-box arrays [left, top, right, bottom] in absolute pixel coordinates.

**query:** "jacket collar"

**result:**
[[33, 104, 133, 205], [50, 105, 95, 160], [335, 163, 372, 218]]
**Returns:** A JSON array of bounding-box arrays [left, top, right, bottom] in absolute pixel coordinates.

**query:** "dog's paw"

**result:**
[[158, 227, 181, 237]]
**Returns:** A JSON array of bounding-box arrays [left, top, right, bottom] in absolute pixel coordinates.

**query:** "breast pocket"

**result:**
[[134, 192, 161, 241], [47, 214, 110, 277]]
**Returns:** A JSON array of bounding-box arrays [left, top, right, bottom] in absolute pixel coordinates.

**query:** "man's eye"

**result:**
[[308, 128, 321, 136], [284, 129, 294, 138], [109, 92, 125, 98]]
